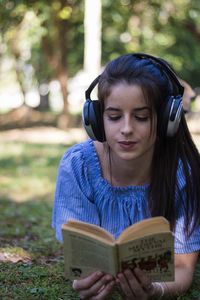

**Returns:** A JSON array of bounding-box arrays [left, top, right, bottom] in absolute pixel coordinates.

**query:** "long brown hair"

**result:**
[[98, 54, 200, 235]]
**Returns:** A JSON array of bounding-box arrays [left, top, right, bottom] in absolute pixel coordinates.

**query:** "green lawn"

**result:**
[[0, 141, 200, 299]]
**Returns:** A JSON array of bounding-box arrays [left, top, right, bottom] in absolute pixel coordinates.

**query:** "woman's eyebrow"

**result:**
[[104, 106, 150, 112], [104, 107, 120, 112]]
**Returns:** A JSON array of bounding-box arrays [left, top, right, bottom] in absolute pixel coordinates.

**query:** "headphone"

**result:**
[[82, 53, 184, 142]]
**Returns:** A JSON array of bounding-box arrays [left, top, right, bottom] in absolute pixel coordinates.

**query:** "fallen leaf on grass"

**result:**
[[0, 247, 32, 263]]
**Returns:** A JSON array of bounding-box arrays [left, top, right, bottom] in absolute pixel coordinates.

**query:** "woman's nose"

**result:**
[[121, 117, 133, 135]]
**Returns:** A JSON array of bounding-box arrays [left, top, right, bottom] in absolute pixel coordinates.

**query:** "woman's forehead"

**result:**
[[104, 83, 152, 107]]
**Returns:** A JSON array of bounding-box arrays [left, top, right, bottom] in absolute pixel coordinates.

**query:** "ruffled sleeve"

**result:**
[[174, 160, 200, 253], [52, 142, 100, 242]]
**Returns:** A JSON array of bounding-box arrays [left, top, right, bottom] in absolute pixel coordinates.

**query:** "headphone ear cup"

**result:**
[[82, 99, 105, 142], [161, 96, 183, 137]]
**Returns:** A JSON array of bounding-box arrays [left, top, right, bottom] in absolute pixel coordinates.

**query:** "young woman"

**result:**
[[52, 53, 200, 299]]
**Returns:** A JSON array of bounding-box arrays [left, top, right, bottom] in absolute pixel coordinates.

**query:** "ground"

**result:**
[[0, 124, 200, 300]]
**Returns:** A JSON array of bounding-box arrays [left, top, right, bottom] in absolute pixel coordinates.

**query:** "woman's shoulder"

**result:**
[[59, 139, 99, 174], [61, 139, 92, 160]]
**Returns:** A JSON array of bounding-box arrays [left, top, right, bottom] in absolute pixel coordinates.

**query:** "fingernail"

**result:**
[[105, 274, 113, 281], [116, 279, 120, 285], [72, 280, 77, 289], [117, 273, 122, 279], [96, 271, 103, 276]]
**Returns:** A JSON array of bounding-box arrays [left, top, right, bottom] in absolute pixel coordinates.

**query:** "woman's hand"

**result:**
[[72, 271, 115, 300], [116, 268, 155, 300]]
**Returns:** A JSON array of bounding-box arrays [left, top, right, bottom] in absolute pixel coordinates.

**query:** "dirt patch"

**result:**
[[0, 126, 87, 144]]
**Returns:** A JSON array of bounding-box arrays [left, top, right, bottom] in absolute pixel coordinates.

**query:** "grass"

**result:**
[[0, 142, 78, 300], [0, 140, 200, 299]]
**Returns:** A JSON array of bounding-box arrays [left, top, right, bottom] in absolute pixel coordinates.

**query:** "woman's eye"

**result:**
[[135, 116, 149, 122], [108, 115, 121, 121]]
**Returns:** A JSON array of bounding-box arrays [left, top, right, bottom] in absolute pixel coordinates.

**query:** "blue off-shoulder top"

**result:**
[[52, 139, 200, 253]]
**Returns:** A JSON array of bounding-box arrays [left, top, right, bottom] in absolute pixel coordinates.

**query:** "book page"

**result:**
[[118, 232, 174, 282], [62, 229, 118, 280], [118, 217, 170, 243], [62, 220, 115, 243]]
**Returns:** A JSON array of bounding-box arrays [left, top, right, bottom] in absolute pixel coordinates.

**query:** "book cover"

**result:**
[[62, 217, 174, 282]]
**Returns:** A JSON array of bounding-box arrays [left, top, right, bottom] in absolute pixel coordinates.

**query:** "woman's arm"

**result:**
[[116, 251, 199, 299], [161, 251, 199, 298]]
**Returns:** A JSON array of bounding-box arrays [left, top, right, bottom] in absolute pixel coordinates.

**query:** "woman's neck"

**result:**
[[94, 141, 152, 187], [110, 151, 152, 187]]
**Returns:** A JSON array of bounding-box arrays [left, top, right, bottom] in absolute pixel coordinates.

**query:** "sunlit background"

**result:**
[[0, 1, 200, 299]]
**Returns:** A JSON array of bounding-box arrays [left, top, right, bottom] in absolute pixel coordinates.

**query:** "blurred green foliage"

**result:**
[[101, 0, 200, 87], [0, 0, 200, 87]]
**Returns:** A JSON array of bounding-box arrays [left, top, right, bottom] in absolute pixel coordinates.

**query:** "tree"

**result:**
[[84, 0, 102, 77], [29, 0, 84, 118], [0, 0, 85, 121], [101, 0, 200, 87], [0, 0, 200, 124]]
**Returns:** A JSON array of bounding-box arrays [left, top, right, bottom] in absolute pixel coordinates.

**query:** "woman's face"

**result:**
[[103, 83, 157, 163]]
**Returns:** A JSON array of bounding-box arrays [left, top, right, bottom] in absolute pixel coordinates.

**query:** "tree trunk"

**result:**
[[58, 71, 69, 114], [11, 32, 26, 106], [14, 59, 26, 106], [84, 0, 102, 76], [37, 81, 50, 111], [41, 5, 70, 119]]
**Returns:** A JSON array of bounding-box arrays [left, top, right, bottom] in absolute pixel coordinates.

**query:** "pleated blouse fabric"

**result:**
[[52, 139, 200, 253]]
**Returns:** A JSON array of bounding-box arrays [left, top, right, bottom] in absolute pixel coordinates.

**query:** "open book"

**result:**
[[62, 217, 174, 282]]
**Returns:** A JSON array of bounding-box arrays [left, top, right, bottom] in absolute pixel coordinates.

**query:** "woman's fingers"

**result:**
[[117, 269, 140, 299], [73, 271, 104, 291], [133, 268, 154, 293], [73, 271, 115, 299], [73, 268, 155, 299], [117, 268, 154, 299], [92, 280, 115, 300]]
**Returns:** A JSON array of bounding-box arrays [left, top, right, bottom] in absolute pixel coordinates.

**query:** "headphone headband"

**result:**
[[85, 75, 101, 100], [133, 53, 184, 96]]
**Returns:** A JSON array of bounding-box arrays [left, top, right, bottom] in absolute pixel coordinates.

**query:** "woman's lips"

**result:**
[[118, 141, 137, 150]]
